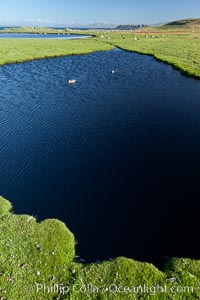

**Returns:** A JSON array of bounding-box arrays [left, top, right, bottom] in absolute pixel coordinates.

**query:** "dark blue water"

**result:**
[[0, 33, 90, 39], [1, 48, 200, 265]]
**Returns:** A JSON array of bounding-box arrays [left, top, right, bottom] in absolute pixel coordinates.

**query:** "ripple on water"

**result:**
[[1, 49, 200, 264]]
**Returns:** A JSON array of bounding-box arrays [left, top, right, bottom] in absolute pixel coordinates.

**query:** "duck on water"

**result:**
[[68, 79, 77, 84]]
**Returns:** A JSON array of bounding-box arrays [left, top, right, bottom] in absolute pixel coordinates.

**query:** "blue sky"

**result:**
[[0, 0, 200, 26]]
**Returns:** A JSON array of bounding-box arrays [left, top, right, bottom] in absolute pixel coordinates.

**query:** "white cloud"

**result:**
[[36, 18, 54, 24], [88, 19, 110, 25], [5, 17, 21, 23], [25, 18, 34, 22], [99, 20, 110, 24], [69, 20, 76, 25]]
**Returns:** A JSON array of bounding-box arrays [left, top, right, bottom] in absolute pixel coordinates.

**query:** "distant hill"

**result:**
[[165, 18, 200, 27], [72, 22, 116, 29], [115, 24, 148, 30], [151, 22, 168, 27]]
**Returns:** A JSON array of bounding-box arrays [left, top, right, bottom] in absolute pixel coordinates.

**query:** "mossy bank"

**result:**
[[0, 196, 200, 300]]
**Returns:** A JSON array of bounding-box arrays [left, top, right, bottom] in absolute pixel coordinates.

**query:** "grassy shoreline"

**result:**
[[115, 44, 200, 80], [0, 38, 114, 66], [0, 196, 200, 299], [0, 27, 200, 81], [105, 32, 200, 79]]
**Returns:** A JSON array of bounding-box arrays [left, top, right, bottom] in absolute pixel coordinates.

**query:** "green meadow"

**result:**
[[0, 38, 114, 65]]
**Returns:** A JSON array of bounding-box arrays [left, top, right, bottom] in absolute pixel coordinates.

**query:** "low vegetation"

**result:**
[[1, 22, 200, 79], [0, 196, 200, 299], [0, 38, 114, 65]]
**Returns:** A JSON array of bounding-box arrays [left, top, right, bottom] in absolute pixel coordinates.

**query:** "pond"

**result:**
[[0, 33, 90, 39], [0, 48, 200, 265]]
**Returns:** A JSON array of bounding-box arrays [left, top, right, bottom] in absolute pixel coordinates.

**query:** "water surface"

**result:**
[[0, 48, 200, 265], [0, 33, 90, 39]]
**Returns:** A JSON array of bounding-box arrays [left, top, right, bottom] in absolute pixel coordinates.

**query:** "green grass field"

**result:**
[[0, 196, 200, 300], [0, 38, 114, 65]]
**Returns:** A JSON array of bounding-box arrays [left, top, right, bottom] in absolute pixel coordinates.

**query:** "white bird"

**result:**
[[68, 79, 76, 84], [112, 70, 115, 74]]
